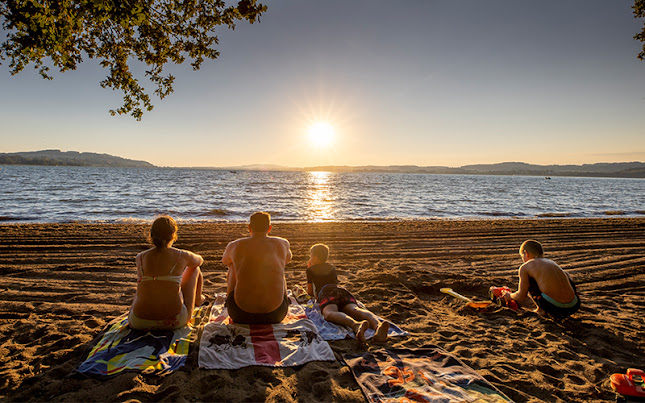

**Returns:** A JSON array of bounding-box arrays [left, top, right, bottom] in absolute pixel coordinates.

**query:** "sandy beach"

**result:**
[[1, 218, 644, 402]]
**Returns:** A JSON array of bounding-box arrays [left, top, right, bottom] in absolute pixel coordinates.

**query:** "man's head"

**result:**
[[519, 240, 544, 261], [309, 243, 329, 266], [249, 211, 271, 234]]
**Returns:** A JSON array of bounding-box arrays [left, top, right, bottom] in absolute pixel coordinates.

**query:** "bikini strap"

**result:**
[[168, 250, 183, 275]]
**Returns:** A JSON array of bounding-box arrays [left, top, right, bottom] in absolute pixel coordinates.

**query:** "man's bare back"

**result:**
[[222, 213, 292, 316], [223, 235, 291, 312]]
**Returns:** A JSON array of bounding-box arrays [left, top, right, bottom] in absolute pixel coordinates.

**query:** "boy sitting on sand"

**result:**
[[306, 243, 390, 343], [503, 240, 581, 318]]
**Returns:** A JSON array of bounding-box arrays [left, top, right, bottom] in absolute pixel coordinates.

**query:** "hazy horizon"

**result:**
[[2, 1, 645, 168], [3, 148, 645, 170]]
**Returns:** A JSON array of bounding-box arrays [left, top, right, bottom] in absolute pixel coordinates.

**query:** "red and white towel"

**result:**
[[198, 294, 335, 370]]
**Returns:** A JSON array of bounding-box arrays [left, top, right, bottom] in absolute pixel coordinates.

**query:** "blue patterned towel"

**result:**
[[302, 298, 408, 341]]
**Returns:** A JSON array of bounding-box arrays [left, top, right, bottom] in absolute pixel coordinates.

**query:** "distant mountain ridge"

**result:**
[[223, 161, 645, 178], [0, 150, 155, 168], [1, 150, 644, 177]]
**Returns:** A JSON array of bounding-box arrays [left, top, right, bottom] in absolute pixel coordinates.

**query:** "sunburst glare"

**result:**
[[308, 122, 335, 148]]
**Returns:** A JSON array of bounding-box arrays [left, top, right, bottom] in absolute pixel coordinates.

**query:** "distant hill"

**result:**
[[459, 161, 645, 178], [281, 162, 643, 178], [222, 161, 645, 178], [0, 150, 155, 168]]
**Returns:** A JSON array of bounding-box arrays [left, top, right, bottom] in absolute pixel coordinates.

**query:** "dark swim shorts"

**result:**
[[528, 277, 581, 318], [226, 291, 289, 324], [317, 284, 357, 311]]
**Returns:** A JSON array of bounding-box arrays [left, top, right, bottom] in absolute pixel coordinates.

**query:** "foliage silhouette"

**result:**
[[0, 0, 266, 120]]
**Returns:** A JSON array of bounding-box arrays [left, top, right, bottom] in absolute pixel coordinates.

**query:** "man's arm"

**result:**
[[227, 265, 237, 295], [284, 240, 292, 265], [222, 241, 234, 267], [222, 242, 236, 294]]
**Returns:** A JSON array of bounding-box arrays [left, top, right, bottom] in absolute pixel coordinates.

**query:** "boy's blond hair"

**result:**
[[520, 240, 544, 257], [310, 243, 329, 263]]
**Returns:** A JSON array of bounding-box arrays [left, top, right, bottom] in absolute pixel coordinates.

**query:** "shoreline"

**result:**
[[1, 217, 644, 401], [2, 211, 645, 225]]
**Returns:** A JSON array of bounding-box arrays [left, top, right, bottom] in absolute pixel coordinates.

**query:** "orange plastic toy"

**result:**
[[611, 368, 645, 398]]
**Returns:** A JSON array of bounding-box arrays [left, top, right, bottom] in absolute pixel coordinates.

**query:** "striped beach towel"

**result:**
[[77, 305, 208, 375], [198, 294, 334, 370]]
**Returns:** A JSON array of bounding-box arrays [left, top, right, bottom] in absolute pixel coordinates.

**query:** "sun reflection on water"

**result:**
[[306, 171, 335, 221]]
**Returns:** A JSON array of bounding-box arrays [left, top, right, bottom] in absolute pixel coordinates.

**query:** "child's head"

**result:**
[[150, 215, 178, 249], [519, 240, 543, 259], [309, 243, 329, 266]]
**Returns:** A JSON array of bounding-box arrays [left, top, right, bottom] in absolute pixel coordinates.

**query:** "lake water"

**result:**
[[0, 165, 643, 223]]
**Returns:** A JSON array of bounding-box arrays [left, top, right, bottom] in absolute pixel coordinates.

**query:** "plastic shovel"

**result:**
[[440, 288, 494, 309]]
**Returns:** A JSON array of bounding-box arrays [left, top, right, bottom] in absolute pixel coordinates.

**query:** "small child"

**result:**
[[503, 240, 581, 318], [306, 243, 390, 343]]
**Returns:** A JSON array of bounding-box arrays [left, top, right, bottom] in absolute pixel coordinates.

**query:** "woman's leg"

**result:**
[[181, 266, 203, 313]]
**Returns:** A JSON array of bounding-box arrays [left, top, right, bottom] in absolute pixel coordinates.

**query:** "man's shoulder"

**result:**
[[268, 236, 290, 245], [226, 237, 249, 247]]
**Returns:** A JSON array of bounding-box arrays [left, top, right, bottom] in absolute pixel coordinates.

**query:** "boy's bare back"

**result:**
[[519, 257, 575, 304]]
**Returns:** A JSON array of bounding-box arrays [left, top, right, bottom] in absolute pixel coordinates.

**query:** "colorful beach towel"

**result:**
[[198, 294, 335, 370], [343, 347, 511, 402], [302, 298, 408, 341], [77, 305, 208, 376]]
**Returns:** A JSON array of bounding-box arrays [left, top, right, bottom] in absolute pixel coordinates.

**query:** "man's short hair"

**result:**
[[249, 212, 271, 233], [310, 243, 329, 263], [520, 240, 544, 257]]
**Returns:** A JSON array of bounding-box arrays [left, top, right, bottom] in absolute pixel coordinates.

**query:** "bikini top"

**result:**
[[138, 253, 183, 284]]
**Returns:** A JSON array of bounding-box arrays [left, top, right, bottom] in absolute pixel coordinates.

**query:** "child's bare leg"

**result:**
[[344, 304, 380, 330], [343, 304, 390, 342], [354, 321, 369, 344], [323, 305, 367, 343], [529, 296, 546, 317], [373, 321, 390, 342]]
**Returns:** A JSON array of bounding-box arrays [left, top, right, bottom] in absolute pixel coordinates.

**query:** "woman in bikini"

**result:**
[[129, 215, 204, 330]]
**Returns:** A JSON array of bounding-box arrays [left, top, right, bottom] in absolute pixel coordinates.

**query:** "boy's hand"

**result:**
[[502, 292, 519, 310]]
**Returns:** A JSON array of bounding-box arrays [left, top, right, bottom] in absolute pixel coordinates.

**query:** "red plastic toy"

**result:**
[[611, 368, 645, 398], [489, 286, 519, 310]]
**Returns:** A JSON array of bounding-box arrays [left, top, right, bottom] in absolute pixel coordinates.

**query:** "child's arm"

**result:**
[[307, 283, 313, 296], [508, 265, 531, 302]]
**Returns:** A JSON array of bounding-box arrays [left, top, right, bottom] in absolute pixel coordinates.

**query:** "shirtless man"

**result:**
[[222, 212, 292, 324], [504, 240, 581, 318]]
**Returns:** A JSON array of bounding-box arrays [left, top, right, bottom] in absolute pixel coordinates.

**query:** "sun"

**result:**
[[308, 122, 335, 147]]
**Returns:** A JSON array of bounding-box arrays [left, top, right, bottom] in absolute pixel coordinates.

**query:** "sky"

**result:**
[[1, 0, 645, 168]]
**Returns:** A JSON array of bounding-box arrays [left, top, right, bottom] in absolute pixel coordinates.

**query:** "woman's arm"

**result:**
[[186, 250, 204, 268], [135, 252, 144, 281]]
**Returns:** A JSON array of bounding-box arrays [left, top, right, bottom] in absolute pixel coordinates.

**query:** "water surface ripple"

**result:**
[[0, 166, 643, 223]]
